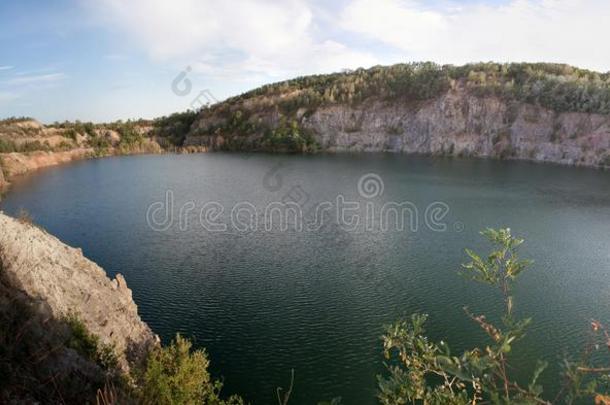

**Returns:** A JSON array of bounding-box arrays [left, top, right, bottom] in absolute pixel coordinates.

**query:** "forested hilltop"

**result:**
[[228, 62, 610, 114], [184, 62, 610, 167]]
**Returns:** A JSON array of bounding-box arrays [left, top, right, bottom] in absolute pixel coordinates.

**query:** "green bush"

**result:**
[[52, 120, 96, 137], [115, 123, 143, 146], [0, 116, 34, 125], [63, 128, 78, 141], [64, 313, 118, 371], [0, 139, 17, 153], [261, 119, 318, 152], [140, 334, 244, 405], [378, 228, 610, 404], [0, 139, 52, 153], [89, 134, 111, 149], [153, 110, 199, 146]]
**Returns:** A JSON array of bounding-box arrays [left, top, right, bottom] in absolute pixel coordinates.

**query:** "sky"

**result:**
[[1, 0, 609, 123]]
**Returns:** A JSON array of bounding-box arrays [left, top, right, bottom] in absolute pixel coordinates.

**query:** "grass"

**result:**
[[64, 313, 118, 371]]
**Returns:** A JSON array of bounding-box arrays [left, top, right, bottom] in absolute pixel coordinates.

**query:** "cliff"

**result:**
[[1, 148, 94, 178], [0, 118, 166, 193], [0, 211, 158, 401], [0, 212, 158, 370], [0, 164, 6, 191], [303, 89, 610, 166], [185, 62, 610, 168]]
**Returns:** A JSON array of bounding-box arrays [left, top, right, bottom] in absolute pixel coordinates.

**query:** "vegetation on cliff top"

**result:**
[[219, 62, 610, 115]]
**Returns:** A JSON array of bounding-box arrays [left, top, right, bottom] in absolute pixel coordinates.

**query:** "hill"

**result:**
[[184, 62, 610, 167]]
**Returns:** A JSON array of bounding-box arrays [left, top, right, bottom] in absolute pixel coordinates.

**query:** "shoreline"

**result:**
[[2, 145, 607, 197], [0, 145, 208, 199]]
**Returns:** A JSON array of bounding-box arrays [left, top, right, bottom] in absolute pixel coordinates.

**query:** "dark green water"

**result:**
[[2, 153, 609, 404]]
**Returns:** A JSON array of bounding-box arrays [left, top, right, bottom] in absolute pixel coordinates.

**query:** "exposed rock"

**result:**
[[99, 129, 121, 146], [187, 87, 610, 168], [0, 212, 159, 373], [0, 148, 94, 178], [13, 119, 44, 131], [0, 165, 6, 191]]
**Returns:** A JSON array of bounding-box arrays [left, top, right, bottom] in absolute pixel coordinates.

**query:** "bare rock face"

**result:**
[[187, 87, 610, 168], [0, 165, 6, 191], [0, 148, 94, 178], [300, 89, 610, 167], [0, 212, 158, 373], [99, 129, 121, 146]]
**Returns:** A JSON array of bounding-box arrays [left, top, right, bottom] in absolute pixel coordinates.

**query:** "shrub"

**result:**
[[89, 135, 111, 149], [0, 116, 34, 124], [116, 123, 143, 146], [65, 313, 118, 371], [0, 139, 17, 153], [378, 228, 610, 404], [153, 110, 199, 146], [0, 140, 53, 153], [139, 334, 244, 405]]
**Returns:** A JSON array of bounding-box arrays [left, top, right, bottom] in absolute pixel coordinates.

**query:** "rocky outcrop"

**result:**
[[0, 165, 6, 191], [0, 212, 158, 373], [0, 118, 171, 195], [0, 139, 165, 196], [187, 87, 610, 168], [0, 148, 94, 179], [0, 119, 79, 149], [302, 89, 610, 167]]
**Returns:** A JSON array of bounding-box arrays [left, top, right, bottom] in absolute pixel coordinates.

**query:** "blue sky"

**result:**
[[1, 0, 609, 123]]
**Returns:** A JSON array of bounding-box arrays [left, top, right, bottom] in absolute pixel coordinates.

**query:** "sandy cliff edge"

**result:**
[[0, 212, 159, 373]]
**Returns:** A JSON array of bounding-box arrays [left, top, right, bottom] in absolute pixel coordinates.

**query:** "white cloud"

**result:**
[[340, 0, 610, 72], [90, 0, 377, 78], [0, 66, 14, 71], [7, 73, 66, 86]]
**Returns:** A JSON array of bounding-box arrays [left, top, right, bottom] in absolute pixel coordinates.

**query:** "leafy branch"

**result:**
[[378, 228, 610, 404]]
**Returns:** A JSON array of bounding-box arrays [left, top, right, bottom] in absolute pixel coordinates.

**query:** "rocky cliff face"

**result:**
[[0, 212, 158, 373], [0, 165, 6, 191], [187, 87, 610, 168], [0, 119, 166, 194], [0, 148, 94, 178]]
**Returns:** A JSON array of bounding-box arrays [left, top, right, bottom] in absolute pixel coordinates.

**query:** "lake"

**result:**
[[2, 153, 609, 404]]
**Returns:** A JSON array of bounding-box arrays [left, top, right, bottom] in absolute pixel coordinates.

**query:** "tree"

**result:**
[[378, 228, 610, 404]]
